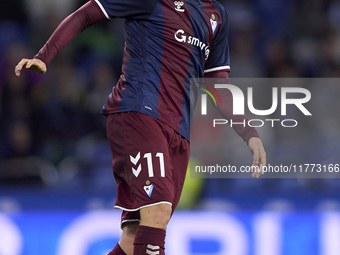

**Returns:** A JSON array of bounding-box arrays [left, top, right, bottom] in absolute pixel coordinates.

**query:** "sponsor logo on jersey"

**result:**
[[174, 29, 210, 60], [174, 1, 185, 12], [144, 184, 154, 197], [210, 14, 218, 34]]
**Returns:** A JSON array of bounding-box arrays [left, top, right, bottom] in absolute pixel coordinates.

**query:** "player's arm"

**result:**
[[203, 7, 266, 178], [204, 70, 260, 142], [15, 1, 106, 76], [204, 71, 266, 179]]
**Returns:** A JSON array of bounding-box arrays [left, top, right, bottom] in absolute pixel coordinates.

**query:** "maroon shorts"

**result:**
[[106, 112, 190, 226]]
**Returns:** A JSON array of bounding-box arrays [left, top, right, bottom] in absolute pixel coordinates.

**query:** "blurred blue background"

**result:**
[[2, 210, 340, 255], [1, 0, 340, 254]]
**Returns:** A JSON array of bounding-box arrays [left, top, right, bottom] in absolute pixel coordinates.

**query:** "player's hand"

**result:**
[[15, 58, 47, 77], [248, 137, 266, 179]]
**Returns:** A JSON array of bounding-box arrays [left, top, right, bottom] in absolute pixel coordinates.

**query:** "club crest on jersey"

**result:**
[[144, 184, 154, 197], [174, 1, 185, 12], [210, 14, 218, 34]]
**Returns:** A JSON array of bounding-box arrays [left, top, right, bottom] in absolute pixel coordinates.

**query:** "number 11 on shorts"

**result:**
[[130, 152, 165, 178]]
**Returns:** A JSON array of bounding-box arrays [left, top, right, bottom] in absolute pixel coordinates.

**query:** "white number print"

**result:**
[[144, 153, 154, 178], [156, 153, 165, 177], [130, 152, 166, 178]]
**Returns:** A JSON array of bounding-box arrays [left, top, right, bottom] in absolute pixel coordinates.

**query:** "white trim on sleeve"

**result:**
[[93, 0, 111, 20], [204, 65, 231, 73]]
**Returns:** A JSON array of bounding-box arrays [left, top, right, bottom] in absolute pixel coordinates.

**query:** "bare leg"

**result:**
[[139, 203, 171, 230], [133, 203, 171, 255], [118, 221, 139, 255]]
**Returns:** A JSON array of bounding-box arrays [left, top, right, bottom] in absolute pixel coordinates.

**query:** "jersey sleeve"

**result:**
[[34, 1, 106, 68], [91, 0, 157, 20], [204, 7, 230, 74]]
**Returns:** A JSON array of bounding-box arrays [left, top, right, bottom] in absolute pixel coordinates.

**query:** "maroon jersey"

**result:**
[[94, 0, 231, 141]]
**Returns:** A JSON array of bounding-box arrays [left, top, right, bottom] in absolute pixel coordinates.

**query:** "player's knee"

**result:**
[[154, 203, 172, 224], [140, 203, 172, 230]]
